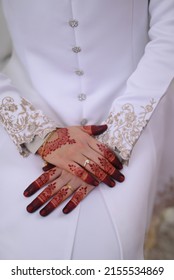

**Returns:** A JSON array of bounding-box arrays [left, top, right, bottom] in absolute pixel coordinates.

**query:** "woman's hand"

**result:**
[[24, 166, 104, 215], [37, 125, 125, 187]]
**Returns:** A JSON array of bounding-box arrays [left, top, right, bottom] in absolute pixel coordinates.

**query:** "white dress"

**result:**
[[0, 0, 174, 259]]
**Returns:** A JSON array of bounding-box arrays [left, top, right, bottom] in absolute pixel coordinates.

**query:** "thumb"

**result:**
[[80, 124, 108, 136], [42, 163, 55, 172]]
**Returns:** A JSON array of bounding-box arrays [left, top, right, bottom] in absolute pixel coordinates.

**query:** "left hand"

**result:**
[[37, 125, 124, 187], [23, 166, 107, 215]]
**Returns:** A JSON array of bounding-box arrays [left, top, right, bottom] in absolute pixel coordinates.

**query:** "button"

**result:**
[[75, 70, 84, 76], [69, 20, 78, 28], [78, 93, 86, 101], [81, 119, 88, 126], [72, 46, 81, 53]]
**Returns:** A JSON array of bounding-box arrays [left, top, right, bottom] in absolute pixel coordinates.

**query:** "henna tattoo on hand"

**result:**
[[40, 186, 71, 216], [68, 163, 99, 186], [72, 186, 88, 205], [63, 186, 88, 214], [98, 157, 115, 173], [98, 157, 125, 182], [39, 182, 57, 202], [82, 124, 107, 136], [24, 168, 57, 197], [68, 164, 84, 178], [41, 128, 76, 158], [26, 182, 57, 213], [89, 162, 106, 181], [97, 143, 123, 169], [87, 161, 115, 187], [97, 143, 115, 161]]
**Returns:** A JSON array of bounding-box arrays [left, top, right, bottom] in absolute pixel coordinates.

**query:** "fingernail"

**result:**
[[40, 202, 55, 216], [23, 183, 38, 197], [110, 179, 116, 187], [94, 180, 99, 186], [85, 175, 99, 186], [112, 159, 123, 170], [26, 198, 42, 213], [112, 170, 125, 181], [118, 163, 123, 170], [119, 175, 125, 182], [39, 209, 47, 216], [63, 201, 76, 214], [104, 176, 116, 187], [112, 170, 120, 180], [91, 125, 107, 135], [42, 163, 55, 171]]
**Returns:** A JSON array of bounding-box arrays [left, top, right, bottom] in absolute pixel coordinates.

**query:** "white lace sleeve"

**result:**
[[98, 99, 156, 162], [0, 74, 57, 156], [0, 3, 57, 156], [98, 0, 174, 162]]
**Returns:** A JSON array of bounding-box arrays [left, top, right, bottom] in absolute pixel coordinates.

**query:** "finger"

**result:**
[[82, 148, 125, 182], [68, 153, 116, 187], [67, 162, 99, 186], [23, 167, 62, 197], [26, 170, 73, 213], [88, 138, 123, 170], [63, 185, 94, 214], [82, 158, 116, 187], [39, 185, 76, 216], [97, 157, 125, 182], [80, 124, 107, 136], [42, 163, 55, 171], [26, 181, 59, 213]]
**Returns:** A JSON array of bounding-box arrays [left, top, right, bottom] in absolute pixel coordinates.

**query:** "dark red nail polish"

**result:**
[[112, 158, 123, 170], [112, 170, 120, 180], [91, 124, 107, 136], [119, 175, 125, 182], [103, 176, 116, 187], [63, 201, 76, 214], [39, 209, 47, 216], [26, 198, 42, 213], [23, 183, 38, 197], [118, 163, 123, 170], [23, 190, 29, 197], [42, 163, 55, 171], [85, 175, 99, 186], [110, 179, 116, 187], [94, 180, 99, 186], [112, 170, 125, 182], [40, 202, 55, 216]]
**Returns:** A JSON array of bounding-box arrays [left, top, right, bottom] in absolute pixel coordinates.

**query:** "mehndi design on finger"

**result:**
[[68, 163, 99, 186], [63, 186, 88, 214], [97, 143, 123, 169], [24, 168, 57, 197], [88, 162, 106, 181], [87, 161, 115, 187], [98, 157, 124, 182], [40, 185, 72, 216], [26, 182, 57, 212], [41, 128, 76, 158]]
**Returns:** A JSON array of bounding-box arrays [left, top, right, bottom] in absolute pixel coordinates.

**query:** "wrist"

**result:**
[[37, 130, 57, 157]]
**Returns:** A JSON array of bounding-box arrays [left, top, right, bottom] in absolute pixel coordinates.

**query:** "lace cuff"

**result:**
[[97, 99, 156, 163], [0, 96, 57, 156]]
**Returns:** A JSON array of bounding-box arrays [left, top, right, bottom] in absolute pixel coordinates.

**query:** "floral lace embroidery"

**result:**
[[98, 99, 156, 162], [0, 96, 57, 156]]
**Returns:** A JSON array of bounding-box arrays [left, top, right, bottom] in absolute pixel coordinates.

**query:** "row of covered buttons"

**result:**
[[69, 19, 88, 126]]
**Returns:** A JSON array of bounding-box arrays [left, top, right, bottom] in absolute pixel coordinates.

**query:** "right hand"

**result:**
[[24, 166, 101, 215], [37, 125, 125, 187]]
